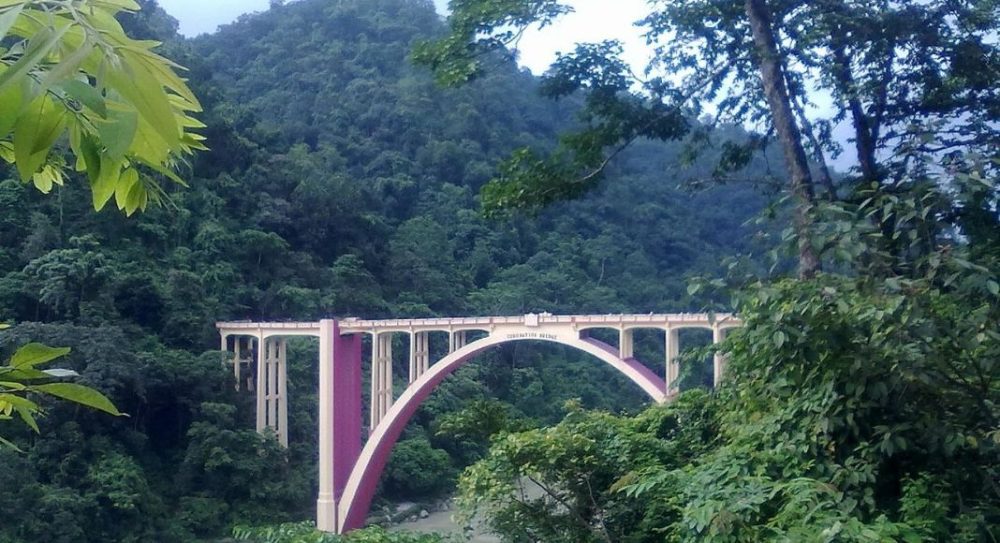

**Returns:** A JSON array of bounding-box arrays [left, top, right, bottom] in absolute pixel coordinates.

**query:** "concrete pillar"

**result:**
[[665, 327, 680, 396], [408, 331, 430, 383], [408, 332, 416, 384], [371, 333, 393, 429], [619, 328, 634, 359], [318, 321, 336, 532], [278, 338, 288, 447], [230, 336, 241, 390], [317, 320, 363, 533], [713, 326, 726, 389], [255, 336, 265, 432], [418, 332, 429, 374], [268, 339, 278, 430]]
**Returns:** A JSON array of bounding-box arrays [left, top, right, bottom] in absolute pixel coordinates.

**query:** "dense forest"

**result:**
[[2, 0, 997, 541], [0, 1, 773, 541]]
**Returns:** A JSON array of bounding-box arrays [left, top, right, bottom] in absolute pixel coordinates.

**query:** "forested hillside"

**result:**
[[0, 1, 769, 540]]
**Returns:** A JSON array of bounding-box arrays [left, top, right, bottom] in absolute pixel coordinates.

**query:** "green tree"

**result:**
[[415, 0, 998, 276]]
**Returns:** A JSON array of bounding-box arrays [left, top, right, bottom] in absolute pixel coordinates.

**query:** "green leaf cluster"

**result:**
[[0, 0, 204, 214]]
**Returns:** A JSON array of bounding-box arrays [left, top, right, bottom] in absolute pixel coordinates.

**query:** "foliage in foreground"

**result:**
[[233, 522, 456, 543], [0, 336, 122, 449], [458, 170, 1000, 542], [0, 0, 204, 214]]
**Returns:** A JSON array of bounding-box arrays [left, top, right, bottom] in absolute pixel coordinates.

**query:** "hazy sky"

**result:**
[[156, 0, 650, 74]]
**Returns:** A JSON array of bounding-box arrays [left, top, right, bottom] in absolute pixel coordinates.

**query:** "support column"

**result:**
[[370, 333, 393, 429], [418, 332, 429, 374], [665, 328, 680, 396], [268, 339, 278, 431], [408, 332, 416, 384], [278, 338, 288, 447], [318, 320, 363, 533], [255, 336, 266, 432], [619, 329, 634, 359], [409, 331, 429, 383], [713, 326, 726, 389], [448, 330, 466, 353], [231, 336, 242, 390]]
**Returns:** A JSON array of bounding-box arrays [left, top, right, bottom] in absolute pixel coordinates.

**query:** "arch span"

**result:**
[[216, 313, 740, 533], [335, 331, 666, 532]]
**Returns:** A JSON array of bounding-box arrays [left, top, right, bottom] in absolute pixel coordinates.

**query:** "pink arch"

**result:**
[[335, 333, 667, 531]]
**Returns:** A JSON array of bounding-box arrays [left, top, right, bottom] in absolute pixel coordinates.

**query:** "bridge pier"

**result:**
[[665, 327, 680, 395], [371, 333, 393, 429], [317, 320, 363, 533], [619, 328, 634, 359], [713, 325, 729, 388], [449, 330, 466, 352], [409, 331, 429, 383], [252, 337, 289, 446]]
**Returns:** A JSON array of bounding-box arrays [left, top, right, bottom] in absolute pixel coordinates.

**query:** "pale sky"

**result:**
[[157, 0, 650, 75]]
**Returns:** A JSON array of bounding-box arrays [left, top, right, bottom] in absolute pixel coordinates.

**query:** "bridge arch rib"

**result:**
[[335, 331, 666, 532]]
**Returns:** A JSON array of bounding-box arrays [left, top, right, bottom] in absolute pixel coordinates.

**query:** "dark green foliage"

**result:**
[[459, 165, 999, 541], [233, 522, 458, 543], [383, 436, 456, 499], [0, 0, 767, 540]]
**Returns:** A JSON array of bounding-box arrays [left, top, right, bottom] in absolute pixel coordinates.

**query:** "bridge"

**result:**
[[216, 312, 740, 533]]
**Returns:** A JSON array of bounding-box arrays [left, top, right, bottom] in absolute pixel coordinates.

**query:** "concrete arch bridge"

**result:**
[[216, 313, 740, 533]]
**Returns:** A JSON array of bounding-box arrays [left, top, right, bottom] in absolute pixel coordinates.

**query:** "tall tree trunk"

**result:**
[[831, 38, 880, 183], [744, 0, 820, 278]]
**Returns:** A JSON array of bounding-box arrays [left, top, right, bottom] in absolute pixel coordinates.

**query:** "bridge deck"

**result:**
[[217, 312, 740, 337]]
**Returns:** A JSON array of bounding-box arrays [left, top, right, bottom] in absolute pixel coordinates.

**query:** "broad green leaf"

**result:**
[[13, 95, 67, 180], [32, 164, 63, 193], [32, 383, 123, 416], [98, 106, 138, 160], [0, 25, 68, 94], [10, 343, 71, 369], [37, 38, 94, 95], [114, 166, 139, 210], [773, 330, 786, 349], [78, 132, 102, 180], [0, 433, 22, 452], [57, 79, 108, 117], [0, 77, 25, 135], [4, 367, 56, 380], [0, 394, 39, 433], [107, 55, 179, 149], [90, 154, 122, 210], [124, 175, 148, 215], [987, 280, 999, 296]]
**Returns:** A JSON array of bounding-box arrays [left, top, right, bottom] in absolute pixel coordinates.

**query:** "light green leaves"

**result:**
[[32, 383, 122, 416], [13, 94, 67, 181], [0, 23, 68, 94], [10, 343, 71, 369], [0, 340, 124, 447], [0, 0, 204, 214]]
